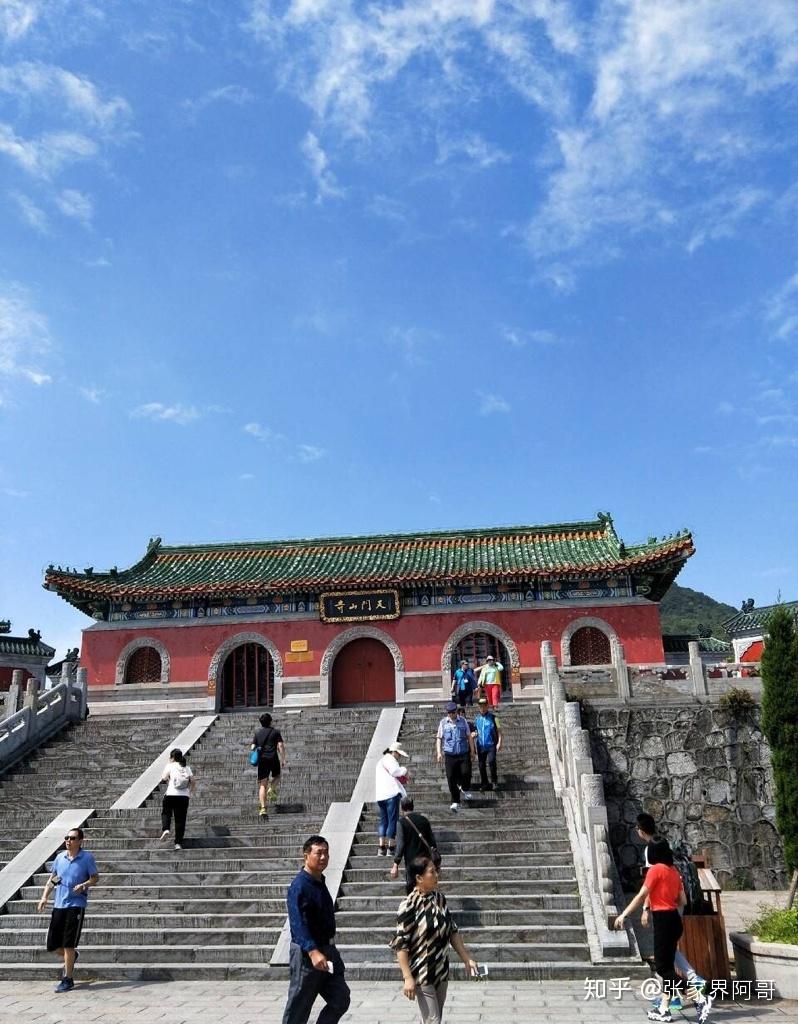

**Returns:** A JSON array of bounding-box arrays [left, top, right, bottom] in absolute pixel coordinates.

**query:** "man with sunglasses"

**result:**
[[37, 827, 99, 992]]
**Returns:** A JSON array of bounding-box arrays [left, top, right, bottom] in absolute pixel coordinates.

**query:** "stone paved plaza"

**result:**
[[0, 979, 796, 1024]]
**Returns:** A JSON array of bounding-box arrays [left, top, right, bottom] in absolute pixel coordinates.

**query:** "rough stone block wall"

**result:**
[[581, 702, 787, 890]]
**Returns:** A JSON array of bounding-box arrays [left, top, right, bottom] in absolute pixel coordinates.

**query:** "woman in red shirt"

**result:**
[[614, 838, 688, 1023]]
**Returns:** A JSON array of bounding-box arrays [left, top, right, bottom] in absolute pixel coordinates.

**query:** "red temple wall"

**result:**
[[80, 602, 664, 686]]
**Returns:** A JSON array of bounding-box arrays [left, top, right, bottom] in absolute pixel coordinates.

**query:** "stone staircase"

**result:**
[[0, 713, 191, 871], [0, 708, 381, 980], [337, 704, 595, 979]]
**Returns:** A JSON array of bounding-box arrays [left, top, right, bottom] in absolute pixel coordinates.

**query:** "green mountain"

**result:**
[[659, 583, 738, 638]]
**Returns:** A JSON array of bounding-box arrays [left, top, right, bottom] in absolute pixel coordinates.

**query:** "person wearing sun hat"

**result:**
[[375, 741, 410, 856], [477, 654, 504, 707]]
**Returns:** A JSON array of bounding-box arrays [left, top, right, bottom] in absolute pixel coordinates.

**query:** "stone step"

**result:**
[[338, 879, 577, 896], [340, 866, 577, 882], [332, 942, 592, 964]]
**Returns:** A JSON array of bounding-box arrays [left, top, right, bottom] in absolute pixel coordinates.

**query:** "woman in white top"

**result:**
[[375, 742, 409, 857], [159, 748, 196, 850]]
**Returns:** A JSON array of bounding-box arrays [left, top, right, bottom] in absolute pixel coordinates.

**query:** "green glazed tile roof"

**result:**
[[0, 635, 55, 658], [724, 600, 798, 634], [44, 513, 694, 613], [662, 634, 732, 655]]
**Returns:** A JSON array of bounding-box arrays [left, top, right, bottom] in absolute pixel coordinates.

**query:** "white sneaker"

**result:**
[[460, 789, 473, 801], [174, 843, 182, 850], [696, 993, 714, 1023], [449, 803, 459, 812], [159, 830, 170, 841]]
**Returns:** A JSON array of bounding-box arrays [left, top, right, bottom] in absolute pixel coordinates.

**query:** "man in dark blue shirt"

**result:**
[[282, 835, 350, 1024]]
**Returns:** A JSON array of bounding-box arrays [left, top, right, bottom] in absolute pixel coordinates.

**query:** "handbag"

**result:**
[[404, 815, 442, 869]]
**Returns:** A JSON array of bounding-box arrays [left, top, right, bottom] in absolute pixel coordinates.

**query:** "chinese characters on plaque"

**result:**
[[320, 590, 400, 623]]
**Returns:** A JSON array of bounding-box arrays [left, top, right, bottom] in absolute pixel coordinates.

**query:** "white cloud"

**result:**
[[181, 84, 255, 120], [79, 386, 105, 403], [0, 1, 40, 42], [130, 402, 200, 426], [686, 187, 769, 254], [300, 131, 343, 202], [479, 391, 511, 415], [9, 190, 48, 233], [297, 443, 325, 463], [765, 270, 798, 341], [3, 486, 29, 498], [239, 472, 255, 481], [716, 401, 734, 415], [56, 188, 93, 224], [437, 132, 510, 169], [502, 325, 561, 347], [0, 63, 131, 132], [243, 421, 284, 443], [0, 283, 52, 387], [0, 123, 97, 178]]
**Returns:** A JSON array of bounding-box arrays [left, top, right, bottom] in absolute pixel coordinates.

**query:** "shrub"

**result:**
[[745, 904, 798, 945], [719, 687, 756, 719]]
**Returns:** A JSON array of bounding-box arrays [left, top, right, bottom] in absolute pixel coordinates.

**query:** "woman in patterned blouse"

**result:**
[[390, 855, 478, 1024]]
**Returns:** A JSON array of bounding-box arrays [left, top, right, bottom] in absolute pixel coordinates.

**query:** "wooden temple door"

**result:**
[[222, 642, 274, 708], [331, 638, 395, 705]]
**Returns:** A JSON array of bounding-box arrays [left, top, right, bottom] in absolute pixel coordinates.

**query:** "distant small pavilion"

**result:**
[[724, 599, 798, 662], [0, 620, 55, 690]]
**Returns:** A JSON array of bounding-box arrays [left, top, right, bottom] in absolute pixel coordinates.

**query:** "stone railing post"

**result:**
[[4, 670, 23, 719], [612, 638, 631, 701], [571, 728, 595, 832], [540, 641, 552, 701], [562, 702, 581, 788], [23, 675, 40, 709], [74, 667, 88, 720], [688, 641, 708, 700]]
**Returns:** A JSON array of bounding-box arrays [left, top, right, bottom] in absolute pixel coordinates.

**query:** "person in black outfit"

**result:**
[[390, 797, 438, 893], [282, 835, 350, 1024], [251, 713, 286, 819]]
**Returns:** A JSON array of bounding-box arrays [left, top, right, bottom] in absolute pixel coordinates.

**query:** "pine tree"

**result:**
[[760, 606, 798, 899]]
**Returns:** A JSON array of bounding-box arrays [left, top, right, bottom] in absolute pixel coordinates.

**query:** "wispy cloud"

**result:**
[[3, 486, 30, 498], [765, 269, 798, 342], [437, 132, 510, 169], [686, 187, 769, 254], [502, 325, 562, 348], [56, 188, 93, 224], [0, 283, 52, 388], [0, 123, 97, 178], [239, 472, 255, 481], [296, 443, 325, 463], [0, 1, 41, 43], [9, 190, 48, 233], [300, 131, 343, 203], [0, 62, 131, 132], [79, 386, 105, 403], [243, 421, 283, 443], [181, 84, 255, 121], [479, 392, 511, 415], [130, 402, 200, 426]]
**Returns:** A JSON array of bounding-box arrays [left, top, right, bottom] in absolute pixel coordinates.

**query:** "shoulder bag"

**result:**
[[404, 815, 442, 869]]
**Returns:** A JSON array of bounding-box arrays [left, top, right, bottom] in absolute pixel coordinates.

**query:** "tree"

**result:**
[[760, 606, 798, 907]]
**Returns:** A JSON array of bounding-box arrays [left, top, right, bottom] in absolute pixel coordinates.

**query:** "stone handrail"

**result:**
[[539, 642, 631, 957], [0, 668, 88, 774]]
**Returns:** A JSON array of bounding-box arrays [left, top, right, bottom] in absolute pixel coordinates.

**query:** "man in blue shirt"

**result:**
[[37, 826, 99, 992], [282, 835, 350, 1024], [436, 701, 476, 812], [451, 658, 477, 707]]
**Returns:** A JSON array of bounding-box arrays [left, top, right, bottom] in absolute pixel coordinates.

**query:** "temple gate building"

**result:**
[[44, 513, 694, 710]]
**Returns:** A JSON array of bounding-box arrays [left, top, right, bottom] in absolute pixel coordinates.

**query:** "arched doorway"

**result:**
[[570, 626, 611, 666], [124, 645, 162, 684], [331, 637, 395, 705], [222, 642, 274, 709], [451, 631, 512, 700]]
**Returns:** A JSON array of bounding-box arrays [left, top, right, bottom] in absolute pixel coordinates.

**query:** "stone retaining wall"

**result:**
[[581, 701, 787, 890]]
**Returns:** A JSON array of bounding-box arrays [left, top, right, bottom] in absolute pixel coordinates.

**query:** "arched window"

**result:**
[[124, 646, 163, 684], [569, 626, 611, 666]]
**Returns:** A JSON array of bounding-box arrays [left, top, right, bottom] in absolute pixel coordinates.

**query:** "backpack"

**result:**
[[172, 765, 191, 791], [475, 713, 498, 749], [671, 840, 705, 913]]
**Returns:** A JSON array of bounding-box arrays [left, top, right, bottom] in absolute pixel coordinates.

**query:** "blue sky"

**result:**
[[1, 0, 797, 656]]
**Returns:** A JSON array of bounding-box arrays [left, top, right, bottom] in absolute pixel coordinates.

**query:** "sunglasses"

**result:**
[[64, 835, 80, 841]]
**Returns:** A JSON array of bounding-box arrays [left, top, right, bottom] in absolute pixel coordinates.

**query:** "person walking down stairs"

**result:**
[[159, 748, 195, 850], [375, 742, 409, 857], [251, 713, 286, 819], [36, 826, 99, 993], [436, 702, 475, 812], [391, 797, 439, 894], [474, 697, 502, 791]]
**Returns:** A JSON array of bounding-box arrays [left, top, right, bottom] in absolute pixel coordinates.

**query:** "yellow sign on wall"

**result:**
[[285, 650, 313, 664], [290, 639, 309, 653]]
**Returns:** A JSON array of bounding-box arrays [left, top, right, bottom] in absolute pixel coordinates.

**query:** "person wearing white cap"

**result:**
[[375, 742, 409, 857]]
